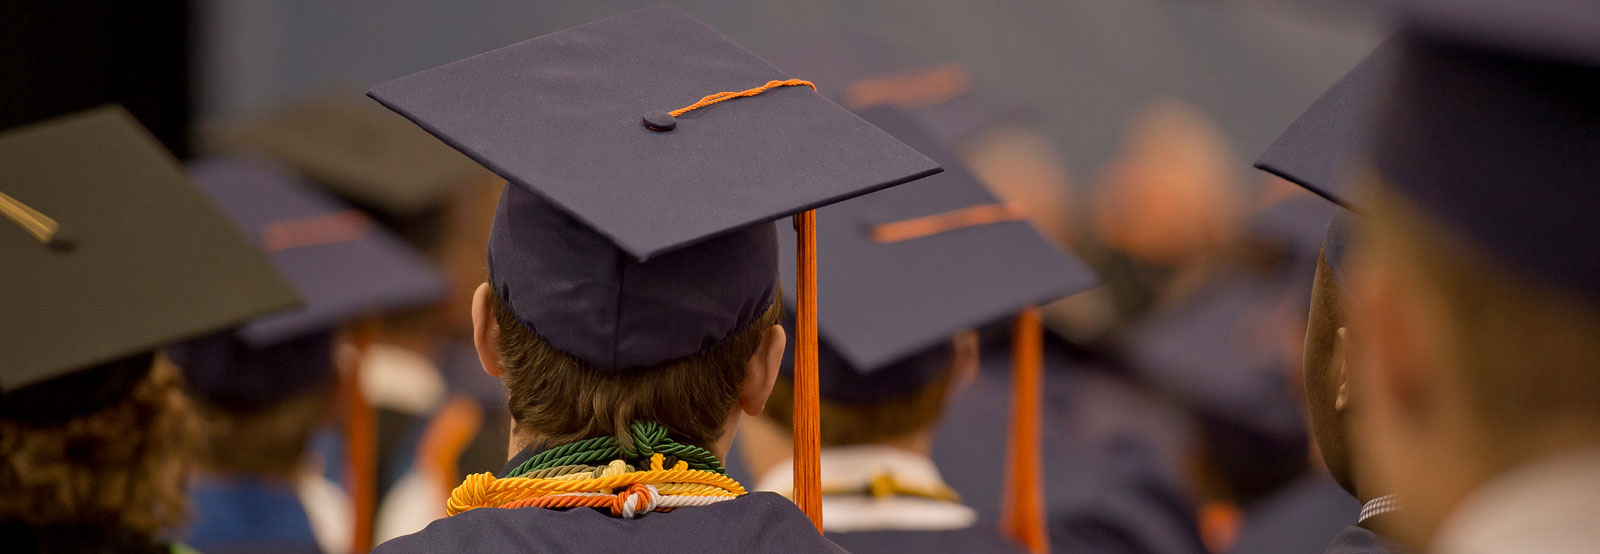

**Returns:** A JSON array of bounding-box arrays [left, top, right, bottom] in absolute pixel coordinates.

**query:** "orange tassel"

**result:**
[[792, 210, 824, 532], [340, 328, 378, 554], [670, 79, 816, 118], [1000, 307, 1048, 552]]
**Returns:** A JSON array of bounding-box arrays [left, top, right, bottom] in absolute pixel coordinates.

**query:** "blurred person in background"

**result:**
[[1332, 2, 1600, 551], [170, 158, 448, 554], [216, 95, 510, 544], [738, 107, 1096, 553], [0, 108, 300, 553]]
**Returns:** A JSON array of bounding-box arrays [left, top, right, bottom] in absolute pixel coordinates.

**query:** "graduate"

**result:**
[[0, 107, 300, 552], [735, 107, 1097, 553], [363, 6, 941, 551], [1255, 40, 1408, 554], [168, 158, 448, 554], [224, 94, 509, 546], [1267, 0, 1600, 550]]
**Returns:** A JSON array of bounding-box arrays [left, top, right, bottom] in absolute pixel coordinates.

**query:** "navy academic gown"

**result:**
[[827, 527, 1021, 553], [182, 476, 324, 554], [1323, 523, 1400, 554], [373, 444, 846, 553]]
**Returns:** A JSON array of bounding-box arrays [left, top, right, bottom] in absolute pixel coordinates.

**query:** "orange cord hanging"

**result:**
[[669, 79, 816, 118], [1001, 307, 1048, 553], [341, 327, 379, 554], [871, 203, 1028, 244], [792, 210, 824, 532]]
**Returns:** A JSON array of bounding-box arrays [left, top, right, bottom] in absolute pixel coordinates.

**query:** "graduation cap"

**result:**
[[223, 95, 493, 219], [1260, 0, 1600, 302], [778, 106, 1096, 400], [0, 106, 301, 423], [366, 5, 941, 527], [167, 158, 449, 410], [763, 30, 1026, 146], [774, 107, 1094, 550]]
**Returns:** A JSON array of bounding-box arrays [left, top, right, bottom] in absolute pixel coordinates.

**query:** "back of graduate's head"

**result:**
[[762, 331, 979, 446], [0, 352, 202, 535], [1301, 215, 1360, 498], [477, 283, 786, 454]]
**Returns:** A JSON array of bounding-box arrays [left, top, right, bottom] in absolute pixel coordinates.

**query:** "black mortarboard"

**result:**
[[777, 107, 1096, 401], [224, 95, 492, 219], [1263, 0, 1600, 302], [1253, 39, 1395, 210], [367, 5, 940, 371], [764, 31, 1026, 146], [0, 107, 300, 419], [168, 158, 448, 409]]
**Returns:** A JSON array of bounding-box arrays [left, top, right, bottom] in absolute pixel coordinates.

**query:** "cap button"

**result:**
[[642, 110, 677, 132]]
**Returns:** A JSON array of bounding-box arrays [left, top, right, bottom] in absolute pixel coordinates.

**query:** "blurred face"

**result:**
[[1348, 185, 1484, 548]]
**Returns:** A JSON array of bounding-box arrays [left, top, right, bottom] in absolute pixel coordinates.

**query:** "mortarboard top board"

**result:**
[[764, 30, 1027, 147], [367, 5, 940, 370], [777, 107, 1097, 401], [168, 158, 449, 409], [1253, 38, 1396, 211], [0, 106, 301, 418], [223, 95, 493, 219]]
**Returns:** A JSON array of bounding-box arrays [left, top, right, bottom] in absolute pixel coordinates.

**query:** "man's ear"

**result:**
[[949, 330, 981, 395], [739, 324, 787, 417], [1333, 326, 1351, 412], [472, 282, 505, 378]]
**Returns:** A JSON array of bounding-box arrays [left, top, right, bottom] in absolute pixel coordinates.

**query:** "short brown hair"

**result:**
[[492, 290, 782, 451], [0, 356, 201, 535], [761, 347, 959, 446], [1369, 187, 1600, 459]]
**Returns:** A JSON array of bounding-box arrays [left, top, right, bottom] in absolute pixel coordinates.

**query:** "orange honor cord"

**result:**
[[341, 331, 378, 553], [870, 202, 1028, 244], [792, 210, 824, 532], [1000, 307, 1048, 552]]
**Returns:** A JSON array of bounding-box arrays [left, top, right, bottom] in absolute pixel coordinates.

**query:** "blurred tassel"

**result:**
[[1001, 307, 1048, 552]]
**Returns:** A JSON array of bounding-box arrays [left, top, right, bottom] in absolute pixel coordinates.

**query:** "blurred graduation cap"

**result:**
[[0, 106, 300, 423], [365, 5, 940, 525], [764, 30, 1026, 146], [778, 106, 1097, 400], [223, 95, 493, 221], [1259, 0, 1600, 302], [167, 158, 449, 410], [1121, 278, 1309, 504], [775, 106, 1095, 550]]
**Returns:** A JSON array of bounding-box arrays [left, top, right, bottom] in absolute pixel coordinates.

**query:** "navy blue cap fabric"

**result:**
[[1253, 39, 1396, 210], [778, 107, 1097, 401], [186, 158, 448, 347], [1371, 2, 1600, 302], [170, 158, 446, 407], [369, 6, 940, 371], [1321, 209, 1357, 287], [764, 31, 1026, 146], [0, 107, 300, 398], [169, 330, 335, 411]]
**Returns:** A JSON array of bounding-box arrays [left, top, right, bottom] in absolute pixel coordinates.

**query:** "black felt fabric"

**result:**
[[828, 526, 1022, 554], [1321, 524, 1400, 554], [0, 107, 299, 395], [1228, 474, 1361, 554], [371, 491, 846, 554]]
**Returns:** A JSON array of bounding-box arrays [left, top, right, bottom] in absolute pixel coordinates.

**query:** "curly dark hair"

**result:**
[[1, 356, 202, 535]]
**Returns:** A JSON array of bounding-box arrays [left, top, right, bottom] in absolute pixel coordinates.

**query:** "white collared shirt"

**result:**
[[755, 445, 977, 533], [1430, 448, 1600, 554]]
